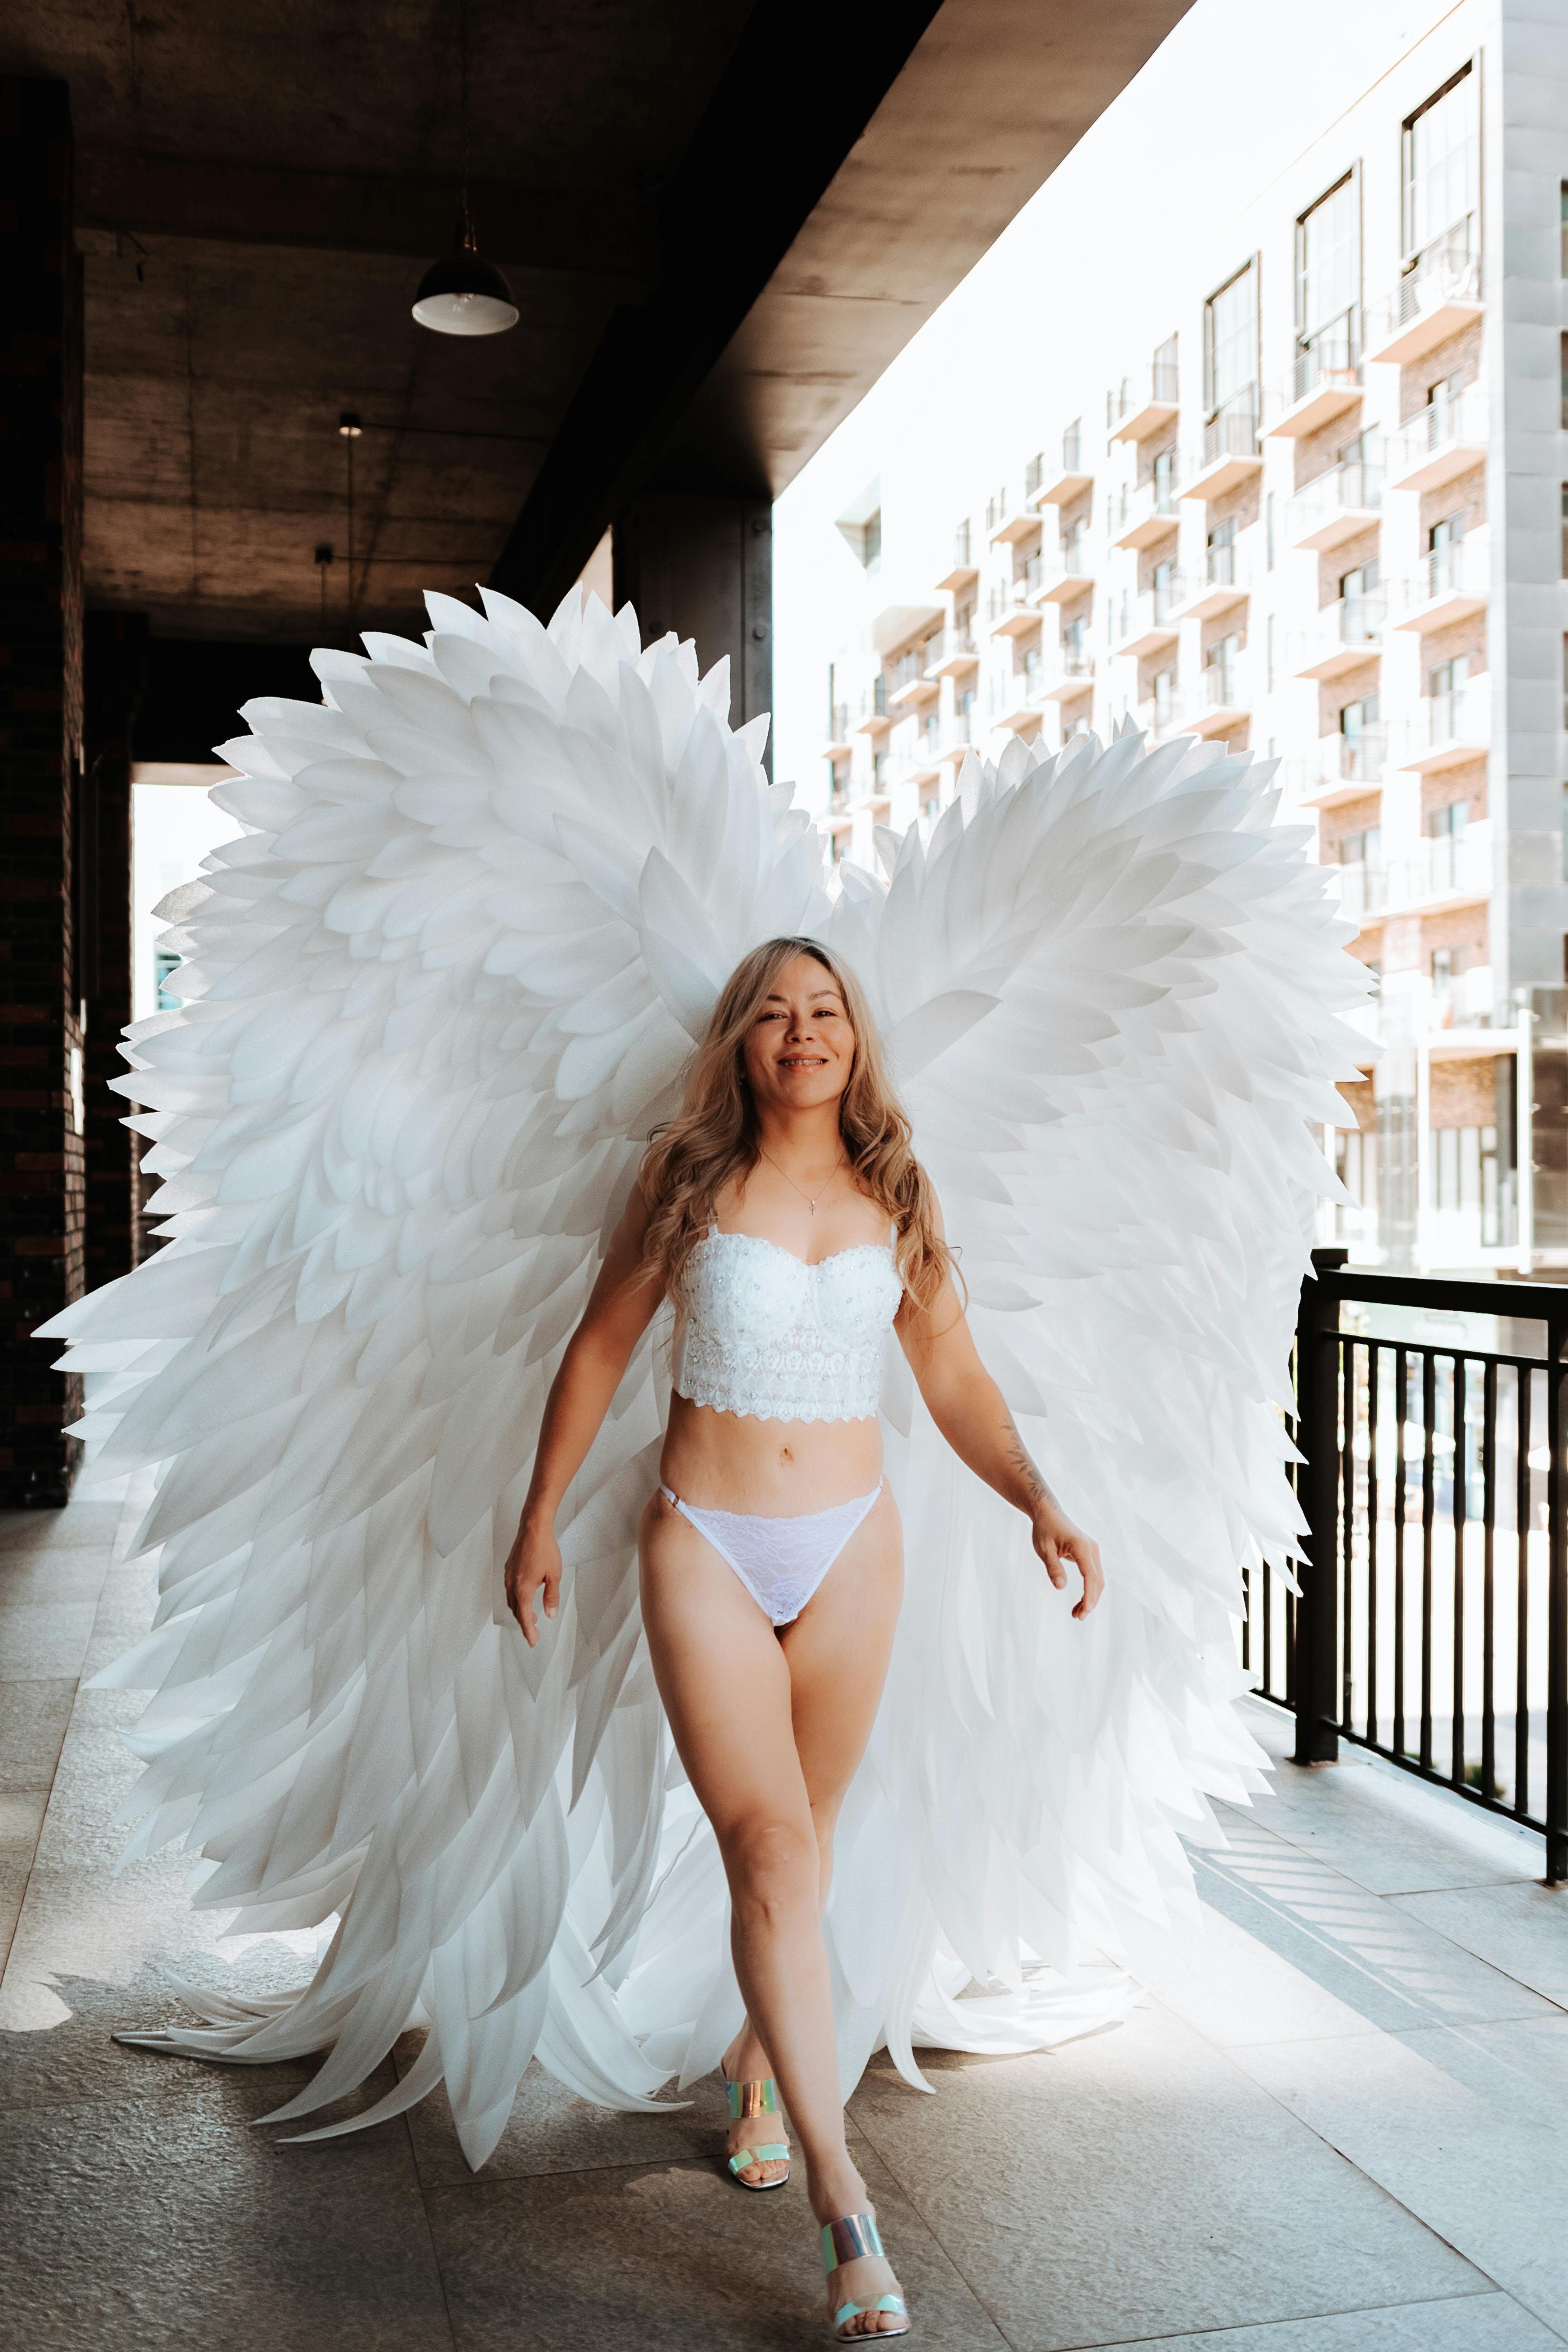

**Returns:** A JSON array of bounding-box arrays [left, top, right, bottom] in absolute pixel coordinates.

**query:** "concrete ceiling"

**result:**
[[2, 0, 1191, 645]]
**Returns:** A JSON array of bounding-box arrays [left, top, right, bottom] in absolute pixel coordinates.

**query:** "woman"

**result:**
[[504, 934, 1104, 2343]]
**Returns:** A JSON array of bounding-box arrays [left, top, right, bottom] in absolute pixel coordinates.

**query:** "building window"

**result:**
[[1152, 666, 1178, 729], [1204, 633, 1240, 703], [953, 519, 971, 570], [1426, 798, 1469, 840], [1339, 824, 1382, 870], [1062, 419, 1082, 472], [1296, 171, 1360, 394], [1204, 261, 1259, 454], [1207, 515, 1237, 587], [922, 789, 942, 822], [1402, 64, 1478, 265]]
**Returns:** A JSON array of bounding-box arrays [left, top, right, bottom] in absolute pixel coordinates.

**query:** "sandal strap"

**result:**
[[821, 2212, 884, 2271], [834, 2295, 907, 2329], [727, 2143, 789, 2172], [725, 2075, 779, 2122]]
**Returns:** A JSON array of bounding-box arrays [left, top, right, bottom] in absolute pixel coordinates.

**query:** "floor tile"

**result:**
[[1233, 2025, 1568, 2339], [422, 2131, 1004, 2352], [0, 1544, 114, 1606], [1228, 1699, 1547, 1897], [0, 1503, 123, 1555], [1387, 2013, 1568, 2140], [1192, 1815, 1555, 2033], [396, 2034, 741, 2188], [0, 1789, 49, 1856], [0, 1678, 78, 1793], [0, 2064, 454, 2352], [0, 1599, 99, 1682], [1100, 2286, 1563, 2349], [1393, 1882, 1568, 2008], [843, 2016, 1483, 2352]]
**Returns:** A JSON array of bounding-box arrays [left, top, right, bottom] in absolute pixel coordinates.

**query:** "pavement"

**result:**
[[2, 1472, 1566, 2351]]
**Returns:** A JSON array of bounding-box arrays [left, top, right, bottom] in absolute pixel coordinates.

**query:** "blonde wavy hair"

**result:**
[[639, 937, 955, 1315]]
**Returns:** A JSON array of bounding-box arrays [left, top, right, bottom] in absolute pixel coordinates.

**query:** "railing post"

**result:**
[[1548, 1312, 1568, 1884], [1294, 1246, 1347, 1765]]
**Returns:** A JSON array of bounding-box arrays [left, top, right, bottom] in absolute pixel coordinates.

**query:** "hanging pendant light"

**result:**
[[412, 3, 517, 338], [413, 202, 518, 336]]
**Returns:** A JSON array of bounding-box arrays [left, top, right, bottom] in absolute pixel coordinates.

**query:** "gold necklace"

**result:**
[[759, 1144, 846, 1216]]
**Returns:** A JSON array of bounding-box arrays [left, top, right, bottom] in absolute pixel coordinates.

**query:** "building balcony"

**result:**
[[936, 712, 976, 764], [1189, 662, 1249, 736], [1289, 728, 1388, 806], [935, 523, 978, 593], [1286, 461, 1383, 553], [1134, 691, 1188, 741], [1332, 858, 1387, 925], [987, 488, 1042, 547], [1183, 392, 1263, 501], [987, 578, 1045, 637], [1365, 218, 1483, 365], [1028, 549, 1094, 606], [988, 668, 1049, 732], [1028, 458, 1093, 510], [1390, 532, 1489, 634], [1387, 818, 1492, 913], [1107, 359, 1180, 444], [885, 644, 939, 710], [891, 737, 944, 786], [1109, 583, 1183, 659], [1385, 387, 1488, 494], [925, 628, 979, 679], [851, 678, 891, 733], [1394, 681, 1492, 773], [1109, 473, 1182, 550], [1291, 595, 1385, 681], [1039, 646, 1095, 701], [1171, 544, 1247, 622], [824, 702, 851, 757], [1264, 314, 1364, 440]]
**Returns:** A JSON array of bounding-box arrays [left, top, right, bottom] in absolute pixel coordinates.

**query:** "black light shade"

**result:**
[[413, 214, 518, 337]]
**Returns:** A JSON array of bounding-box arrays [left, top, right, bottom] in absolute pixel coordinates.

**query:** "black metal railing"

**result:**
[[1245, 1249, 1567, 1882]]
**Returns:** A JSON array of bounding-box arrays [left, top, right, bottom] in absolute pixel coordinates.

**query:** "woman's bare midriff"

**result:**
[[659, 1390, 883, 1516]]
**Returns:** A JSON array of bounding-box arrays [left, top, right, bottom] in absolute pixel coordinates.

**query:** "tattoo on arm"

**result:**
[[1002, 1414, 1054, 1511]]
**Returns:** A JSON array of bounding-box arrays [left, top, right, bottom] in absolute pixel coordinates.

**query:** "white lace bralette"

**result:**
[[671, 1227, 903, 1425]]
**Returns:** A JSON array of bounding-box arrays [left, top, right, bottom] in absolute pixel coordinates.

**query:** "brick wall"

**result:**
[[0, 78, 85, 1506]]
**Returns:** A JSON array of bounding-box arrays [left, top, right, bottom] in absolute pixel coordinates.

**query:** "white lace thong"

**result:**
[[660, 1480, 885, 1626]]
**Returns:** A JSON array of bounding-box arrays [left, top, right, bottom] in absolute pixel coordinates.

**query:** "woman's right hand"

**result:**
[[505, 1516, 562, 1646]]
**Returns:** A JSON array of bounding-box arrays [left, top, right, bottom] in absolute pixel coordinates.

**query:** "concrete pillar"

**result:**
[[83, 610, 148, 1293], [0, 77, 85, 1506], [612, 494, 772, 764]]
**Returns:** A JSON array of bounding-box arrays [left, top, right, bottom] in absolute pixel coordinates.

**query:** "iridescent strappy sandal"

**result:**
[[822, 2212, 910, 2339], [723, 2072, 791, 2190]]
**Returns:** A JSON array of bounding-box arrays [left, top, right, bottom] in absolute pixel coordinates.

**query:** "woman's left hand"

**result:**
[[1032, 1505, 1104, 1619]]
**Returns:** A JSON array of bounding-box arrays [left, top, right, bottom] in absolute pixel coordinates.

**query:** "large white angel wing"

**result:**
[[808, 726, 1368, 2089], [41, 590, 1368, 2165], [40, 589, 831, 2165]]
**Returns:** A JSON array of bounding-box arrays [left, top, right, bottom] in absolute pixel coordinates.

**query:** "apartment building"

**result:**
[[809, 0, 1568, 1274]]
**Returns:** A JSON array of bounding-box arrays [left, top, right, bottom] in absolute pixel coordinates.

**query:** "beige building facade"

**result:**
[[810, 0, 1568, 1273]]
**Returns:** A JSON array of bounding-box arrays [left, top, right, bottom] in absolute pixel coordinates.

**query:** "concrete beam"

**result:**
[[74, 147, 654, 287]]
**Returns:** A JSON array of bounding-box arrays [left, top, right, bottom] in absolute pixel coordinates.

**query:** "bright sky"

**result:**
[[772, 0, 1459, 799]]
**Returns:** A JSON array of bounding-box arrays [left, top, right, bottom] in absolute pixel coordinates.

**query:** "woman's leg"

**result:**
[[639, 1486, 906, 2334]]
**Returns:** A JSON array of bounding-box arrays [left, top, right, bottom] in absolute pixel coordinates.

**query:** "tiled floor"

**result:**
[[2, 1477, 1565, 2351]]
